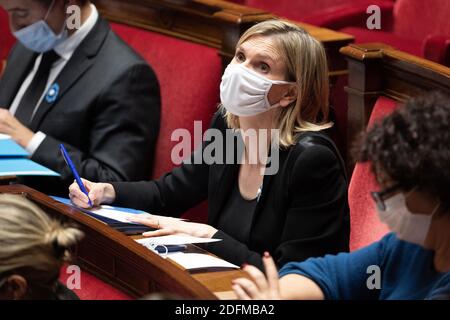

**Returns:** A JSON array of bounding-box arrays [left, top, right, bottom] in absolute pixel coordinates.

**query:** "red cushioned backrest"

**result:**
[[59, 265, 131, 300], [394, 0, 450, 41], [246, 0, 356, 20], [348, 96, 399, 251], [243, 0, 391, 21], [111, 23, 221, 179], [111, 24, 222, 222], [0, 8, 16, 61]]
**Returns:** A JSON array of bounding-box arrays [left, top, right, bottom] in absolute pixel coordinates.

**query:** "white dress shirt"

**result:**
[[9, 4, 99, 155]]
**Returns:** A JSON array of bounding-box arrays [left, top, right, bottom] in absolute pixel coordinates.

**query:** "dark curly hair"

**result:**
[[357, 91, 450, 210]]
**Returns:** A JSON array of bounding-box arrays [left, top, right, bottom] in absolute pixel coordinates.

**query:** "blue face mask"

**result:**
[[13, 0, 68, 53]]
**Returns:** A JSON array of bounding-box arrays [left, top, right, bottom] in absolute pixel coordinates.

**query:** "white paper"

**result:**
[[168, 252, 239, 270], [136, 235, 222, 246], [89, 207, 152, 223], [0, 134, 11, 140]]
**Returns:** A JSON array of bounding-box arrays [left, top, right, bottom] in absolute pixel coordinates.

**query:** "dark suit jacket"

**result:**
[[0, 17, 160, 196], [112, 112, 350, 270]]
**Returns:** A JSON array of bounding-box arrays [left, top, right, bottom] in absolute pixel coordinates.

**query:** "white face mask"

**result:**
[[13, 0, 68, 53], [377, 190, 440, 246], [220, 63, 296, 117]]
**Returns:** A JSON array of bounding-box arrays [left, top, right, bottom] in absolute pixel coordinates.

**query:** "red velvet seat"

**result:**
[[341, 0, 450, 65], [341, 27, 422, 57], [0, 8, 16, 62], [59, 265, 131, 300], [110, 24, 221, 181], [348, 96, 398, 251], [230, 0, 394, 30]]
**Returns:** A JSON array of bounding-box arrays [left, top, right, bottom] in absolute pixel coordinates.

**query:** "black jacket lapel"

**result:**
[[30, 17, 110, 131]]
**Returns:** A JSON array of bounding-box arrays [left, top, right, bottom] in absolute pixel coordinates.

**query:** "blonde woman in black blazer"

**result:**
[[69, 20, 350, 270]]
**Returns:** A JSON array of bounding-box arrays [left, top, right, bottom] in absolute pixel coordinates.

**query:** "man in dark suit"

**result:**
[[0, 0, 160, 195]]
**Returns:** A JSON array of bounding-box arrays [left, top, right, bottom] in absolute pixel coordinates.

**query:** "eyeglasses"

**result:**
[[371, 183, 402, 212]]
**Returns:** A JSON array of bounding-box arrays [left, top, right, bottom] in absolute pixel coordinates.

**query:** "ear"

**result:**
[[6, 275, 28, 300], [279, 84, 298, 108]]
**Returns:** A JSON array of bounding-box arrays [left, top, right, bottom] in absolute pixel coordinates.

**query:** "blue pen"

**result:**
[[60, 144, 93, 207]]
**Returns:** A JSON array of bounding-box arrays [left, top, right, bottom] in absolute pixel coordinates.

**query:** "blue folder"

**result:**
[[0, 138, 29, 158], [0, 136, 60, 177], [0, 158, 60, 177], [51, 196, 156, 235]]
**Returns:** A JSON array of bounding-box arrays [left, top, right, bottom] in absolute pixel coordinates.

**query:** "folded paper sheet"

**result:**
[[168, 252, 239, 270]]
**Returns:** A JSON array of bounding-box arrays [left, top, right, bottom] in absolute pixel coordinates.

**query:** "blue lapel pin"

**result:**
[[45, 83, 60, 104]]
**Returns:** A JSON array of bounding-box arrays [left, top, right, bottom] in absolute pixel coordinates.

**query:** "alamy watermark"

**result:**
[[367, 265, 382, 290], [65, 264, 81, 290], [366, 5, 382, 30], [66, 5, 81, 31]]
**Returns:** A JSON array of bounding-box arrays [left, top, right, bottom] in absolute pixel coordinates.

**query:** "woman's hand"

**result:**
[[127, 215, 218, 239], [232, 253, 281, 300], [69, 178, 116, 208]]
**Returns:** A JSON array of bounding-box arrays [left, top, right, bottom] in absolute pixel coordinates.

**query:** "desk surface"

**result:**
[[0, 185, 249, 300]]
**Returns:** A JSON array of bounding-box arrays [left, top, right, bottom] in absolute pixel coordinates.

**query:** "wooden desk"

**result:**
[[0, 176, 16, 185], [0, 184, 248, 300]]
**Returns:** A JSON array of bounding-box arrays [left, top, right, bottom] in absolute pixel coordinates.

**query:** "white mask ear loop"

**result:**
[[406, 186, 441, 217], [430, 201, 442, 217], [46, 0, 68, 36], [44, 0, 57, 21]]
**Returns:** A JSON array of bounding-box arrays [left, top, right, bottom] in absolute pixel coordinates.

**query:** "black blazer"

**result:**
[[0, 17, 161, 196], [112, 112, 350, 270]]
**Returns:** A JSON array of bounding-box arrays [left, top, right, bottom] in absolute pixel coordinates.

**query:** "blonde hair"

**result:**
[[224, 20, 332, 147], [0, 194, 83, 280]]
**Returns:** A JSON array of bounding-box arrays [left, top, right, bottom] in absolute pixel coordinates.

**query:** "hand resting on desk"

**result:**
[[127, 215, 217, 239], [69, 178, 218, 239]]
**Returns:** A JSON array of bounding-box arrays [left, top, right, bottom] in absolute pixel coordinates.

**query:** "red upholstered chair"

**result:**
[[111, 23, 222, 223], [229, 0, 394, 30], [59, 265, 132, 300], [0, 8, 16, 62], [341, 0, 450, 66], [348, 96, 398, 251]]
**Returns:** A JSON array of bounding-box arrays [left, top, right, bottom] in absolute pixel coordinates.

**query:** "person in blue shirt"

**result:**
[[232, 92, 450, 300]]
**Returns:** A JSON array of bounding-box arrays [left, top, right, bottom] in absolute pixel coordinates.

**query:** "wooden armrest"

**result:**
[[340, 43, 450, 173]]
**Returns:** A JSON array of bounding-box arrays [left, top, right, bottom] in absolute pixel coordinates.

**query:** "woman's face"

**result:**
[[376, 169, 440, 217], [232, 35, 288, 81], [375, 168, 445, 251], [231, 35, 296, 106]]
